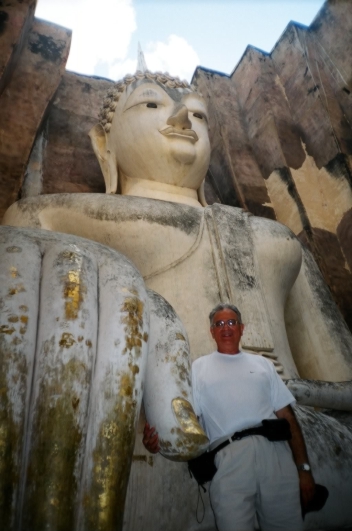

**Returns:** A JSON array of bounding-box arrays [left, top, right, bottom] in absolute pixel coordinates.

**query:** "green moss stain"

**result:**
[[0, 339, 28, 530], [22, 358, 90, 531]]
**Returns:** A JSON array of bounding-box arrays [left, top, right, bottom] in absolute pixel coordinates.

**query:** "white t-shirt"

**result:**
[[192, 351, 295, 446]]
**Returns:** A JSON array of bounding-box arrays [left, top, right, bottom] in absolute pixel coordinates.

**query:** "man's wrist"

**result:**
[[297, 463, 311, 472]]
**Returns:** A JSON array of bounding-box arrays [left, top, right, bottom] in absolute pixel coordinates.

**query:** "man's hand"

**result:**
[[299, 470, 316, 509], [142, 422, 160, 454]]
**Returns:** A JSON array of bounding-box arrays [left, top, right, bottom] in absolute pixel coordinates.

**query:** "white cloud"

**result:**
[[144, 35, 200, 82], [109, 58, 137, 81], [36, 0, 136, 76], [35, 2, 199, 82], [107, 35, 200, 82]]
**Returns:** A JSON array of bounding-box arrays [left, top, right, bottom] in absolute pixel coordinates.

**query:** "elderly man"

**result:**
[[143, 303, 315, 531]]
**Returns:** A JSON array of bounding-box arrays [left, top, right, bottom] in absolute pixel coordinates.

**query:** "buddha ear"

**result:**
[[197, 180, 208, 207], [89, 124, 118, 194]]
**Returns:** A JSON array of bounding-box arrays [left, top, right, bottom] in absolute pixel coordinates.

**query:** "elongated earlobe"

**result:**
[[197, 180, 207, 207], [89, 123, 118, 194]]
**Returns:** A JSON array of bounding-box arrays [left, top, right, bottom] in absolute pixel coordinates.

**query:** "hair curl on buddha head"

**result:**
[[98, 70, 194, 133]]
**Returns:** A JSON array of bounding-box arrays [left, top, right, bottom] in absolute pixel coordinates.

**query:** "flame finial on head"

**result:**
[[137, 42, 148, 73]]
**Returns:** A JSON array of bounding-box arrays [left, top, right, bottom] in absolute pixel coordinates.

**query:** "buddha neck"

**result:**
[[119, 174, 202, 208]]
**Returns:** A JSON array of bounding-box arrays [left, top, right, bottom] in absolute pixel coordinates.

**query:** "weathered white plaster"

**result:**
[[4, 194, 352, 381], [267, 145, 352, 236], [290, 148, 352, 234], [287, 380, 352, 411], [265, 168, 304, 235]]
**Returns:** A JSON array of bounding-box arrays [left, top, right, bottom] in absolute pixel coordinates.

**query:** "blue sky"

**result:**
[[36, 0, 325, 81]]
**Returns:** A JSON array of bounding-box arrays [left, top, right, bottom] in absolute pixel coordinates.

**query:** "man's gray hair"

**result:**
[[209, 303, 242, 325]]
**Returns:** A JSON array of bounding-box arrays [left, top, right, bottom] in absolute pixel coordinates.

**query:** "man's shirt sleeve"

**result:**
[[269, 359, 296, 411]]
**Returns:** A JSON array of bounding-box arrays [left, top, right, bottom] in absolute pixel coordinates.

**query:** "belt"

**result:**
[[209, 425, 270, 453], [209, 418, 292, 453]]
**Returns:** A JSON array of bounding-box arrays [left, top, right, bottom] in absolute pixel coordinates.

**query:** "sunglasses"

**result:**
[[213, 319, 240, 328]]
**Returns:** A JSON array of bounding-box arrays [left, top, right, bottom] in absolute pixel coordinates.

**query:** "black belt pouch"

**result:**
[[261, 418, 292, 441], [188, 449, 217, 486]]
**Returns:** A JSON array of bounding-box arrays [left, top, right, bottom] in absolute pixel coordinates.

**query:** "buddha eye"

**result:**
[[146, 102, 158, 108], [193, 112, 203, 119]]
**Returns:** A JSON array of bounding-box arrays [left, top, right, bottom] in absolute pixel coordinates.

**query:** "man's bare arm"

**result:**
[[276, 405, 316, 507]]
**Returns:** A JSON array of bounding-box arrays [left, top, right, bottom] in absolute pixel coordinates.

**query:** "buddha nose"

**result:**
[[166, 104, 192, 130]]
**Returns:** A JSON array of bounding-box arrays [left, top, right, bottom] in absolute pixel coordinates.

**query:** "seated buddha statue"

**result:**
[[4, 70, 352, 380], [2, 69, 352, 531]]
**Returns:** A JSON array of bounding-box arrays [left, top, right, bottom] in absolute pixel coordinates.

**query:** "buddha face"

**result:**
[[107, 79, 211, 189]]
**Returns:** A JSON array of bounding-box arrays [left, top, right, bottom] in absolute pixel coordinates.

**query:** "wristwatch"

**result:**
[[297, 463, 311, 472]]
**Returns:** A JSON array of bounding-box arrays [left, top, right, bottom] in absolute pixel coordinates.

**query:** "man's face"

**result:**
[[210, 309, 244, 354], [108, 79, 211, 189]]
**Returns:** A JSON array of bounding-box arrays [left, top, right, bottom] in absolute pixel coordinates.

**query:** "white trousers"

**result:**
[[210, 436, 303, 531]]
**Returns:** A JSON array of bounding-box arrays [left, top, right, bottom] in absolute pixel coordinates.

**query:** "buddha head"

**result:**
[[89, 71, 211, 207]]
